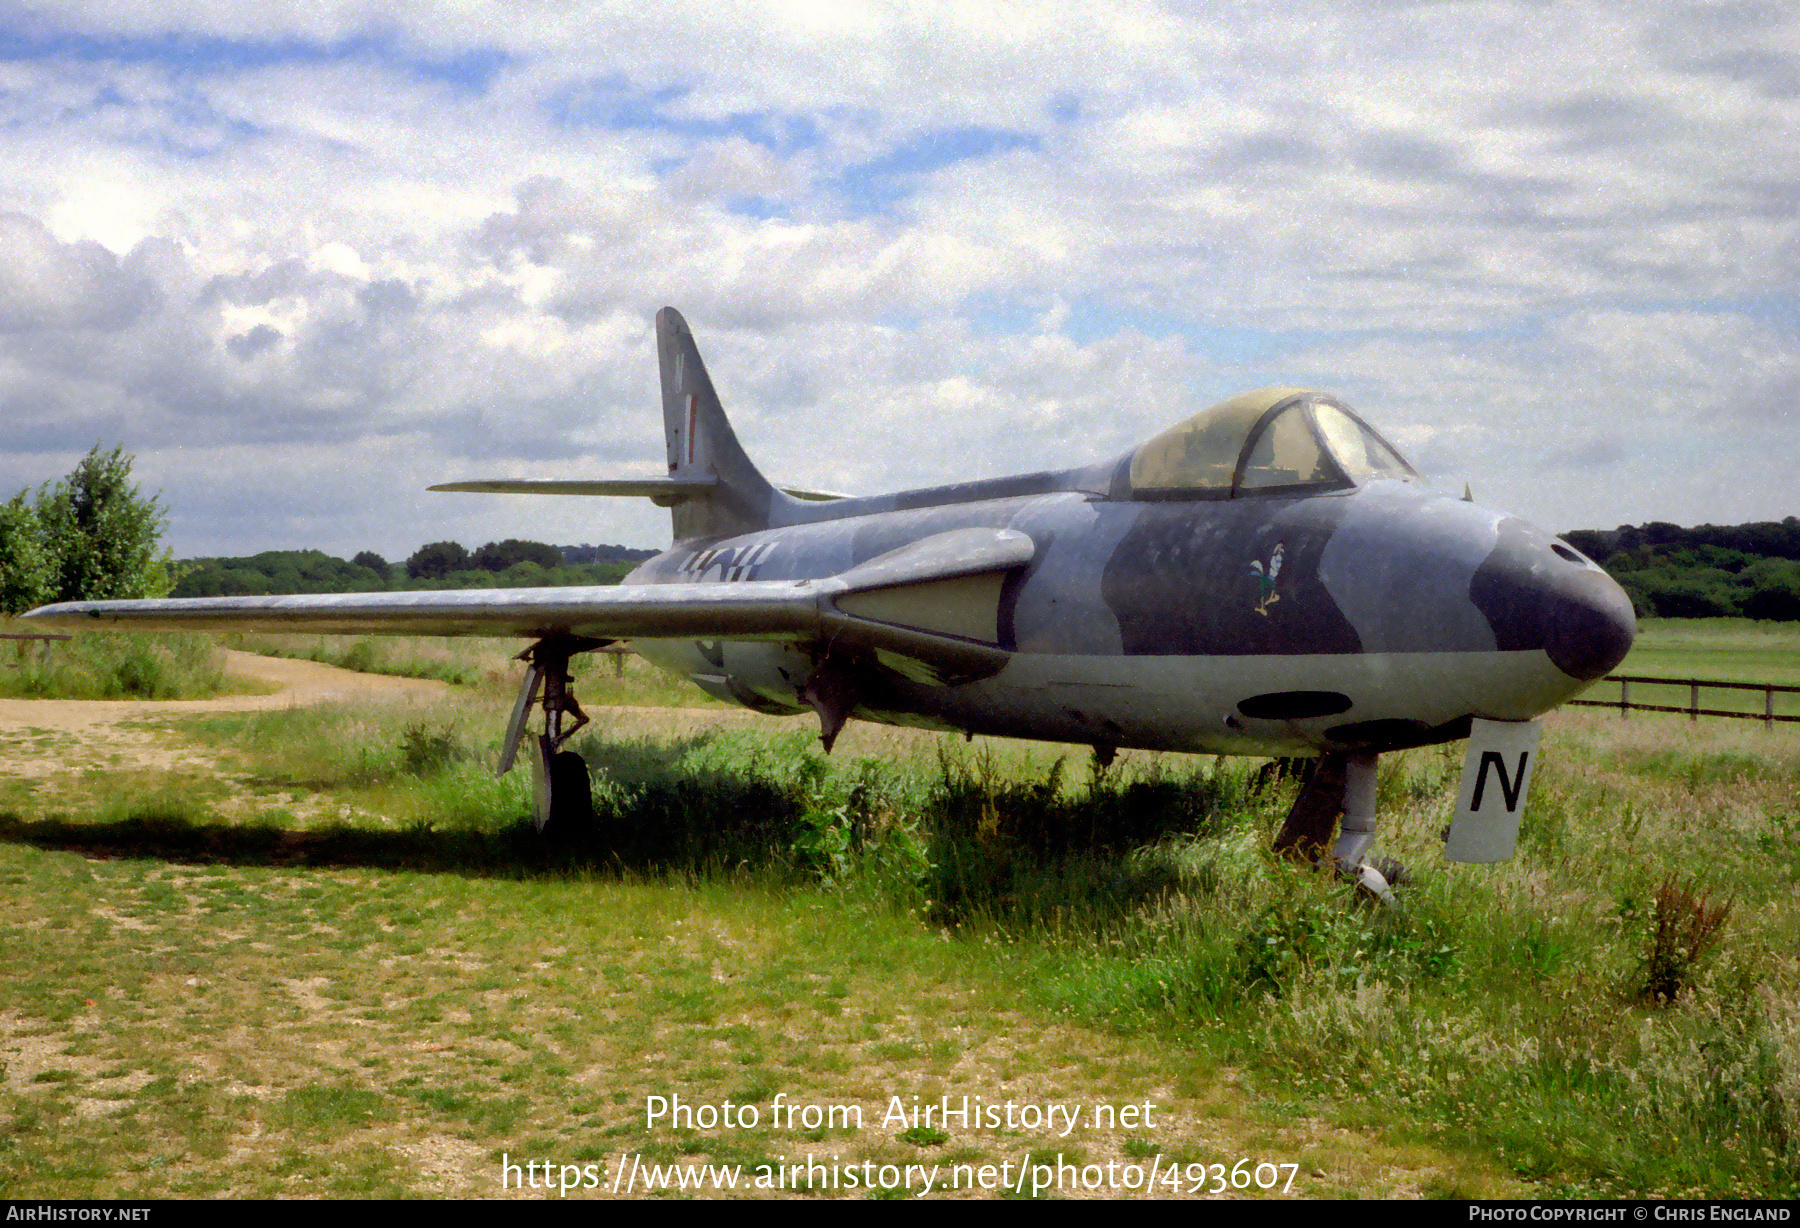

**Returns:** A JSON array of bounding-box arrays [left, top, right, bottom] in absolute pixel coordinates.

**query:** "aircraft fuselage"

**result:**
[[627, 476, 1635, 757]]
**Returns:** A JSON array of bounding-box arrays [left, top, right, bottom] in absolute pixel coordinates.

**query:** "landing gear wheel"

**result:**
[[1352, 861, 1393, 904], [1363, 855, 1410, 890], [530, 737, 594, 840], [1346, 855, 1407, 907], [514, 636, 604, 839], [544, 749, 594, 841]]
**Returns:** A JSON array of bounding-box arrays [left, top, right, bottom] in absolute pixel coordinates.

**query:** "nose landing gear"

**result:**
[[1271, 749, 1401, 902]]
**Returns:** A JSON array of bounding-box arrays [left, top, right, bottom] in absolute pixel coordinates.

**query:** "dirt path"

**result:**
[[0, 650, 449, 782], [0, 649, 447, 732]]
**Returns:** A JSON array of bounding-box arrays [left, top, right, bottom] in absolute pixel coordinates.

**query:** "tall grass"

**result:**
[[0, 624, 226, 699], [220, 632, 493, 687], [577, 717, 1800, 1195], [220, 633, 728, 708]]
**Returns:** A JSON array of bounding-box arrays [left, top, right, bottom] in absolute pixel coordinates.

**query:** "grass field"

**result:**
[[1605, 618, 1800, 720], [2, 624, 1798, 1199], [0, 709, 1517, 1199], [1624, 619, 1800, 684]]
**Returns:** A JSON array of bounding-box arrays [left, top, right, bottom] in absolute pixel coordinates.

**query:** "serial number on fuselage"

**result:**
[[678, 541, 777, 582]]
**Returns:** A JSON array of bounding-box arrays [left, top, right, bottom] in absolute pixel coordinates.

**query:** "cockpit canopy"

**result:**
[[1128, 387, 1417, 499]]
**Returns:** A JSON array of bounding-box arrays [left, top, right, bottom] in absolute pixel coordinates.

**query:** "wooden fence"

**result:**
[[0, 631, 70, 666], [1567, 674, 1800, 727]]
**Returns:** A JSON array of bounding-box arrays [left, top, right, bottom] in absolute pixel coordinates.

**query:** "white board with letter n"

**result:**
[[1445, 717, 1542, 863]]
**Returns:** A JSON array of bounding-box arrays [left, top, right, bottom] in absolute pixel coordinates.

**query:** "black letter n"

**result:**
[[1469, 751, 1528, 812]]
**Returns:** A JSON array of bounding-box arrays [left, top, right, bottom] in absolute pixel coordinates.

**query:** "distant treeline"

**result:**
[[559, 543, 660, 566], [163, 519, 1800, 621], [173, 540, 658, 598], [1564, 517, 1800, 621]]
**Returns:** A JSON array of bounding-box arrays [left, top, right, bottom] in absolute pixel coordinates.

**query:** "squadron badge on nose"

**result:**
[[1249, 543, 1284, 616]]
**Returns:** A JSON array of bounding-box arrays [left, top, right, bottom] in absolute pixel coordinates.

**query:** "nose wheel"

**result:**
[[1272, 749, 1400, 902], [497, 637, 605, 835]]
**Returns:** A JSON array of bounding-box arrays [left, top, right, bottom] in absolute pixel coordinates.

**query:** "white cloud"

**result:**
[[0, 1, 1793, 557]]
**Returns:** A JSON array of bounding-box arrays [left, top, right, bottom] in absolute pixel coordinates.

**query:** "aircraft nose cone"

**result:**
[[1539, 565, 1636, 679], [1470, 522, 1636, 682]]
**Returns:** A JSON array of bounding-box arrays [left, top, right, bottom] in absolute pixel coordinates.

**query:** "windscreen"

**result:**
[[1237, 404, 1340, 491], [1311, 402, 1417, 482]]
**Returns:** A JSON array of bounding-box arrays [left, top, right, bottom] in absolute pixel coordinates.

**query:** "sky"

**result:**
[[0, 1, 1794, 560]]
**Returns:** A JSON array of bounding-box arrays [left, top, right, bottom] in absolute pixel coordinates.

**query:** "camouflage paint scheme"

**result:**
[[625, 309, 1635, 758], [24, 308, 1636, 766]]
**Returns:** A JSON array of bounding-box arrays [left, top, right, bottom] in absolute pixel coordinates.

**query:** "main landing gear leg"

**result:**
[[498, 637, 604, 836], [797, 653, 859, 754], [1272, 750, 1397, 902]]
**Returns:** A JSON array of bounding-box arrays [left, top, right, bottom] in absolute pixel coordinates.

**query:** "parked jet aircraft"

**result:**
[[24, 308, 1636, 890]]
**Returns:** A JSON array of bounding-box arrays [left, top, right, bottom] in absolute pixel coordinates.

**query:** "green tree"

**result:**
[[35, 444, 172, 602], [351, 550, 390, 582], [0, 492, 54, 614], [471, 538, 562, 572], [406, 540, 470, 580], [1742, 559, 1800, 622]]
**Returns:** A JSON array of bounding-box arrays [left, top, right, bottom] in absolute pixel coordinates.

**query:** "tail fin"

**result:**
[[657, 307, 788, 542]]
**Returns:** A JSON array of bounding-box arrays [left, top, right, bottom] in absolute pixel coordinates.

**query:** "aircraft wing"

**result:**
[[21, 528, 1034, 684]]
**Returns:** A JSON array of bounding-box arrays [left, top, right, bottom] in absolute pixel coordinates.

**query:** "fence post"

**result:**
[[1768, 686, 1775, 730], [1690, 681, 1699, 722], [1621, 678, 1629, 718]]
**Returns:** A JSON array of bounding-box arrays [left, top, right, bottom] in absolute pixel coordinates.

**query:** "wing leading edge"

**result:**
[[21, 528, 1035, 685], [429, 479, 849, 503]]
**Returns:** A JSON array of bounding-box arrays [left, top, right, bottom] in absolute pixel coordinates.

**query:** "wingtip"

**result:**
[[17, 602, 83, 627]]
